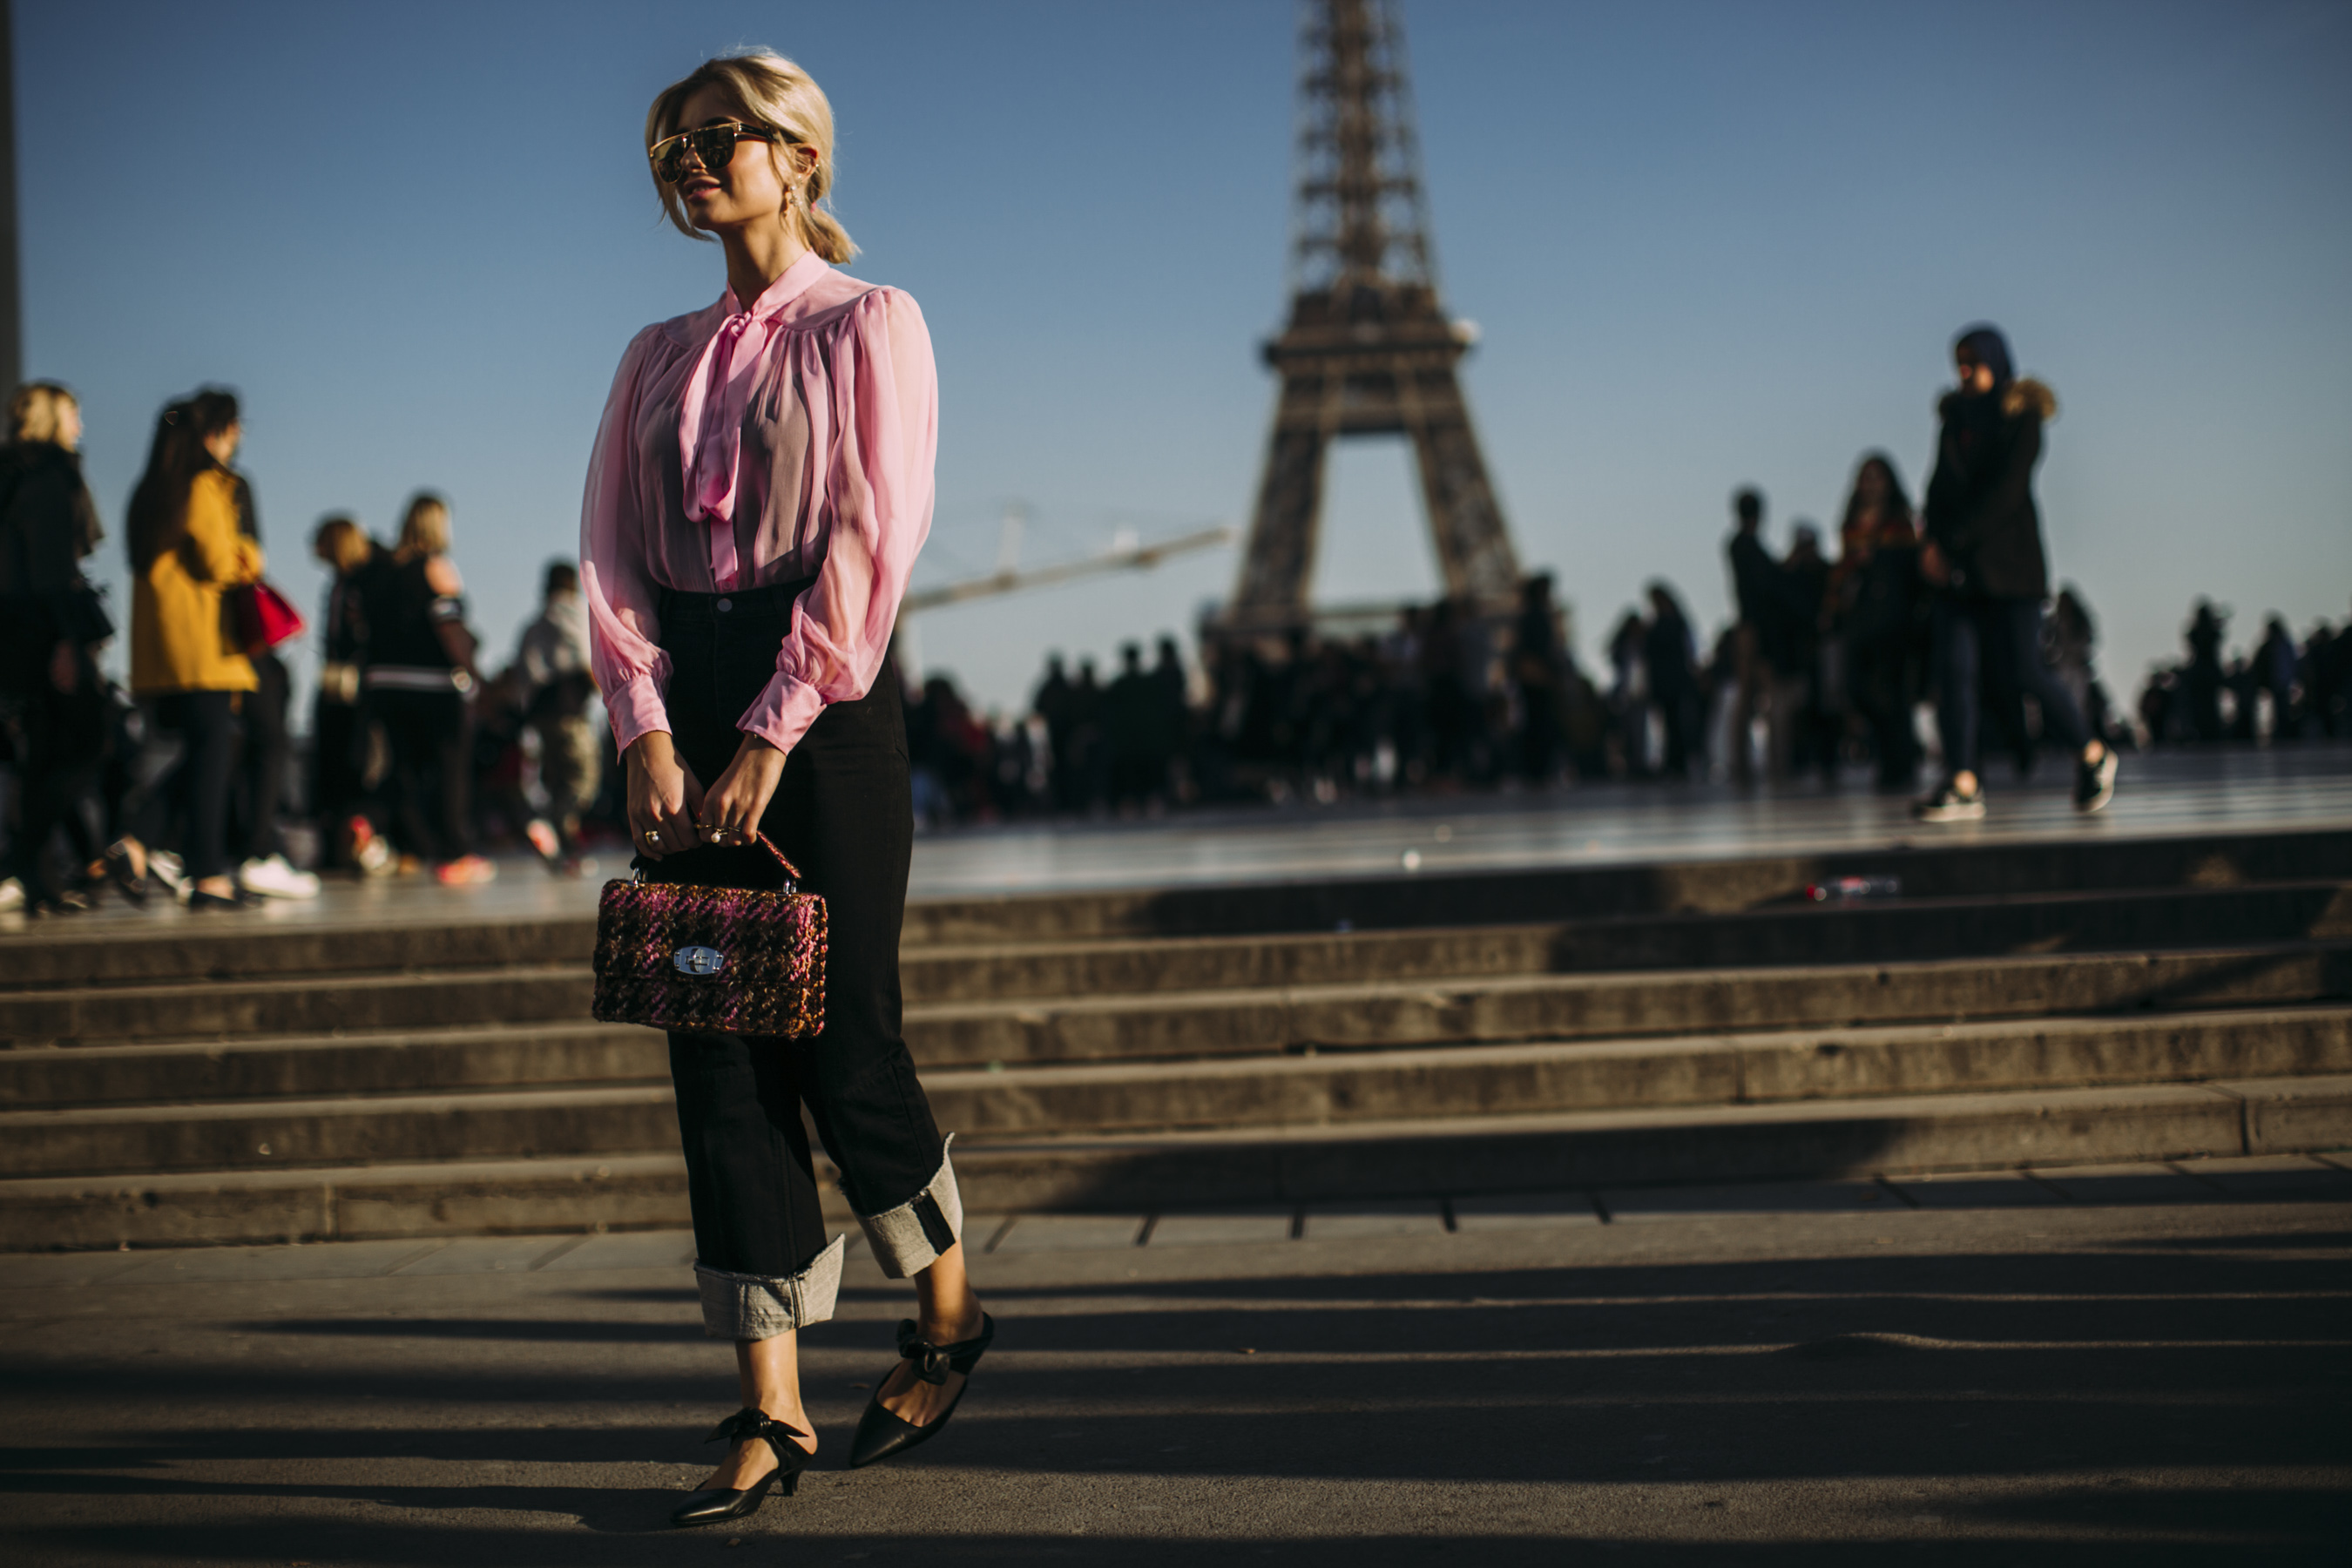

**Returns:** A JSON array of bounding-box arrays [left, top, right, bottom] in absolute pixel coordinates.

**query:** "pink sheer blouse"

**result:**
[[580, 250, 937, 756]]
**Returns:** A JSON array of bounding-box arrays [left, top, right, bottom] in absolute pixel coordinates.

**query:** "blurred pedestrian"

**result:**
[[1916, 325, 2114, 820], [127, 389, 262, 909], [2253, 614, 2299, 741], [1778, 524, 1831, 781], [1641, 582, 1703, 779], [224, 471, 318, 899], [310, 515, 389, 873], [2181, 600, 2226, 743], [0, 382, 124, 913], [1826, 453, 1924, 789], [582, 50, 983, 1524], [1724, 486, 1779, 784], [1511, 574, 1565, 785], [362, 492, 493, 884], [516, 560, 600, 871]]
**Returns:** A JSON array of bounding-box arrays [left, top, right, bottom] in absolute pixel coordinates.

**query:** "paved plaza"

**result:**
[[3, 1156, 2349, 1565], [3, 747, 2349, 1561]]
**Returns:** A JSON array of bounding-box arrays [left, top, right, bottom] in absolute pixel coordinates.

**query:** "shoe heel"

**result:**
[[778, 1470, 801, 1497]]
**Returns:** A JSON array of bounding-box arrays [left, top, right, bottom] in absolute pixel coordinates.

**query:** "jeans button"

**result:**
[[716, 598, 732, 613]]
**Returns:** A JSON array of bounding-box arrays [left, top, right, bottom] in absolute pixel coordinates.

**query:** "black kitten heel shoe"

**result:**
[[670, 1408, 814, 1528], [848, 1312, 996, 1469]]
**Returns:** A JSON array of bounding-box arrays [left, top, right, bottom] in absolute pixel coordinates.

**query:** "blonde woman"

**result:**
[[360, 493, 492, 885], [581, 51, 985, 1527], [1, 382, 114, 913]]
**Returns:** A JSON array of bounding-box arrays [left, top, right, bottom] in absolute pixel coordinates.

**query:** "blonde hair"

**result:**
[[394, 492, 450, 562], [10, 382, 77, 445], [312, 514, 374, 574], [645, 51, 857, 263]]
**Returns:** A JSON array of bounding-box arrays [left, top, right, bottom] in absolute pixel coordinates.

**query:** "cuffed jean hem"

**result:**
[[856, 1134, 963, 1280], [694, 1234, 846, 1340]]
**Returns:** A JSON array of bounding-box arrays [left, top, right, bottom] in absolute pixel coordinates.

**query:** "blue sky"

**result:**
[[19, 0, 2352, 717]]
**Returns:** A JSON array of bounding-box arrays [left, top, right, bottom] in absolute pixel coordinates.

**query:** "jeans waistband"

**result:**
[[657, 577, 816, 631]]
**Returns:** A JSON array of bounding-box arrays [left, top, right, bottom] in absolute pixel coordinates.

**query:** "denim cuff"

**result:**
[[694, 1233, 845, 1340], [856, 1133, 962, 1280]]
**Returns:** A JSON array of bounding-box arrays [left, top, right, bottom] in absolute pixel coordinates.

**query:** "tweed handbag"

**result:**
[[591, 834, 827, 1037]]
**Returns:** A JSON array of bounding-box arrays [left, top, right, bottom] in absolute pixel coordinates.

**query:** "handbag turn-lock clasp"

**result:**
[[672, 945, 726, 977]]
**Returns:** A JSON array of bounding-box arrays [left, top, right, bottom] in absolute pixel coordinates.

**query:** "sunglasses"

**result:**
[[650, 121, 789, 186]]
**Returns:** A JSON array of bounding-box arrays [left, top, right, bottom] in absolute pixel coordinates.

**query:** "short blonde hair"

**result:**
[[646, 51, 857, 264], [10, 382, 77, 445], [395, 493, 450, 561], [313, 514, 373, 573]]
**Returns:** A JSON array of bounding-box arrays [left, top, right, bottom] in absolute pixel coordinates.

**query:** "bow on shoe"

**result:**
[[705, 1408, 775, 1444], [896, 1320, 954, 1385]]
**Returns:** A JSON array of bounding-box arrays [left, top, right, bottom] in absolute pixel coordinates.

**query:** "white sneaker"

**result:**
[[0, 876, 24, 913], [239, 854, 321, 900], [148, 851, 187, 896]]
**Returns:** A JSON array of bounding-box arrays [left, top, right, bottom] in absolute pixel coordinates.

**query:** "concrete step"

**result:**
[[0, 965, 596, 1046], [0, 1023, 663, 1111], [35, 934, 2329, 1062], [0, 1085, 679, 1180], [902, 882, 2352, 1004], [898, 827, 2352, 945], [919, 1005, 2352, 1135], [904, 943, 2352, 1066], [6, 1073, 2345, 1250], [9, 826, 2345, 992], [941, 1073, 2352, 1211], [10, 1002, 2345, 1181]]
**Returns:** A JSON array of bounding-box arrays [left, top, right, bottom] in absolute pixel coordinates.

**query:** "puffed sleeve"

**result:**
[[580, 325, 673, 753], [735, 287, 936, 752]]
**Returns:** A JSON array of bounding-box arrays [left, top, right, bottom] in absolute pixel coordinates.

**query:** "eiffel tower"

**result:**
[[1220, 0, 1521, 641]]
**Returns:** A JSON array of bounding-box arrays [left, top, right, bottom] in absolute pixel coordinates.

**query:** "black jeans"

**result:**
[[370, 688, 473, 862], [139, 690, 240, 882], [231, 652, 291, 862], [649, 578, 952, 1337], [1932, 596, 2089, 780]]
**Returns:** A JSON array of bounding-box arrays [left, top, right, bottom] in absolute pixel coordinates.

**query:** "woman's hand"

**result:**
[[1919, 541, 1950, 586], [626, 732, 706, 859], [698, 734, 787, 848]]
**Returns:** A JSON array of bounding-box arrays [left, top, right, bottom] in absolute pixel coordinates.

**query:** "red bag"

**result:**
[[231, 580, 308, 656]]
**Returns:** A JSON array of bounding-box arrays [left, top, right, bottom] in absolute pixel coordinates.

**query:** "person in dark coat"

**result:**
[[0, 382, 122, 913], [1827, 453, 1926, 789], [1916, 325, 2114, 819], [1640, 582, 1703, 780], [1723, 487, 1778, 784]]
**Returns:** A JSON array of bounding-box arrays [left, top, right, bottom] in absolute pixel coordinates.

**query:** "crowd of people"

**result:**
[[904, 327, 2343, 827], [6, 321, 2349, 907], [0, 380, 599, 916]]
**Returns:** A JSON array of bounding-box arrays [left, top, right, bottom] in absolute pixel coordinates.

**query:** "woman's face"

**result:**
[[53, 398, 83, 453], [204, 421, 241, 467], [1855, 463, 1888, 508], [670, 85, 812, 235], [1954, 352, 1995, 395]]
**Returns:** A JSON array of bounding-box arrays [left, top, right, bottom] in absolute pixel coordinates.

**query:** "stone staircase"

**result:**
[[3, 827, 2349, 1249]]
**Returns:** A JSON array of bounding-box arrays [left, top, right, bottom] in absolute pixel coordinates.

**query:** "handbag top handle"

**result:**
[[633, 831, 804, 885]]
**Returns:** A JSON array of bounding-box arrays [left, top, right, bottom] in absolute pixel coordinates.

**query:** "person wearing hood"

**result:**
[[1916, 326, 2115, 820], [0, 382, 126, 913]]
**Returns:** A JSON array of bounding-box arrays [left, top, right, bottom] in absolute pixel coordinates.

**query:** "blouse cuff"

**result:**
[[738, 672, 827, 755], [603, 672, 672, 755]]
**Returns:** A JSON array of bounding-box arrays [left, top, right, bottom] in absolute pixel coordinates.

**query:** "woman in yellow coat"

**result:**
[[128, 389, 261, 909]]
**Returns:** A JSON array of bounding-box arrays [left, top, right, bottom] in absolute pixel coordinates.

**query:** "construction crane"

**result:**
[[899, 510, 1235, 616]]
